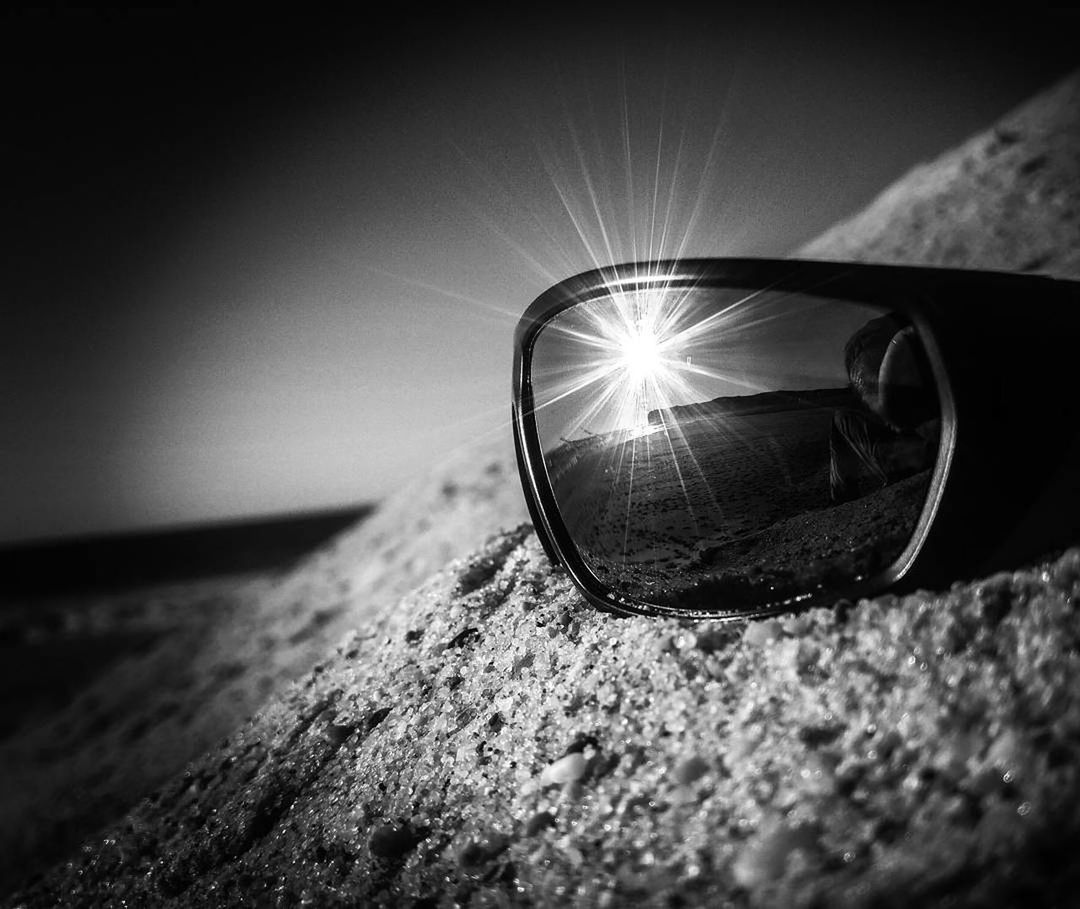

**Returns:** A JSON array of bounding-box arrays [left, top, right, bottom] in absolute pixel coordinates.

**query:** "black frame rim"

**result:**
[[512, 257, 975, 620]]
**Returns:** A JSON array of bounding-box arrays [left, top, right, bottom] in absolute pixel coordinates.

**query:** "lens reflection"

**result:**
[[530, 284, 940, 610]]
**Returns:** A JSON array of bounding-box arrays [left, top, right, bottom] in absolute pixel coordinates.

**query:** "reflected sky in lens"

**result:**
[[531, 286, 876, 441], [2, 7, 1075, 542]]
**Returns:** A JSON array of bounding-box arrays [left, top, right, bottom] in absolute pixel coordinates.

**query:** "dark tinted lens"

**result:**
[[529, 285, 941, 611]]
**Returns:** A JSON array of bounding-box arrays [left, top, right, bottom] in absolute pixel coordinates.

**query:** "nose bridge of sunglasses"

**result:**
[[522, 278, 947, 617]]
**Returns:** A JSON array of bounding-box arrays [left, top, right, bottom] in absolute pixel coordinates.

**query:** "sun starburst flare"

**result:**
[[534, 283, 774, 443]]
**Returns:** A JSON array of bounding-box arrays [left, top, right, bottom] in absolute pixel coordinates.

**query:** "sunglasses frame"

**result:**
[[513, 258, 1080, 620]]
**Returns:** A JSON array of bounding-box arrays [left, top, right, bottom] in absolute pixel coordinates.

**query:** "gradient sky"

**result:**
[[3, 6, 1076, 543]]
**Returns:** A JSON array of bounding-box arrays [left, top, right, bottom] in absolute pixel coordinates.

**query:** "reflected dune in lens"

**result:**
[[529, 286, 940, 610]]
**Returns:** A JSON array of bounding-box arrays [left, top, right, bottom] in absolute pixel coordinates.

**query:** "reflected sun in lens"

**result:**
[[600, 293, 686, 430], [619, 319, 663, 381], [543, 281, 757, 442]]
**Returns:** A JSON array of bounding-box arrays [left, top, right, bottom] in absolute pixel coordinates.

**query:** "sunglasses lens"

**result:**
[[529, 285, 942, 612]]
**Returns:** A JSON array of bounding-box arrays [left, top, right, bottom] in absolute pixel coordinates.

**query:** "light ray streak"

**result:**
[[535, 332, 678, 439], [659, 285, 775, 347], [582, 77, 627, 265], [539, 144, 611, 276], [647, 393, 704, 536], [571, 371, 641, 438], [651, 285, 699, 339], [675, 362, 777, 395], [358, 264, 518, 323], [620, 432, 641, 563], [645, 364, 728, 530], [541, 326, 625, 355], [619, 55, 638, 267], [453, 192, 567, 288], [580, 351, 694, 537], [655, 117, 689, 263], [647, 91, 666, 264], [531, 360, 624, 418], [507, 118, 609, 273], [487, 105, 613, 276], [530, 66, 613, 275], [681, 301, 825, 346], [648, 376, 756, 508], [562, 97, 621, 272], [446, 138, 577, 285], [671, 67, 740, 263]]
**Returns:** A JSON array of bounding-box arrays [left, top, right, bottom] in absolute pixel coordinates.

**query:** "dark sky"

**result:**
[[3, 5, 1077, 543]]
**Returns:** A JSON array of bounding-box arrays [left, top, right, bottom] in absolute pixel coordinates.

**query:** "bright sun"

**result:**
[[598, 301, 684, 430], [619, 322, 663, 382]]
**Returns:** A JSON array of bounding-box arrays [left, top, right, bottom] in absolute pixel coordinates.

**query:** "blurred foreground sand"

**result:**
[[3, 70, 1079, 905], [0, 448, 528, 891]]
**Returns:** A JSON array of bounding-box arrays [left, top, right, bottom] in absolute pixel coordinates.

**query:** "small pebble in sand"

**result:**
[[368, 822, 418, 860], [743, 620, 782, 647], [540, 752, 587, 786], [525, 810, 557, 835], [673, 756, 709, 786], [458, 832, 509, 869], [732, 821, 819, 890]]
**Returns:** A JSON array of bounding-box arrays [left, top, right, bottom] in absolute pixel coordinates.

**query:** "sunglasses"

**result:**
[[512, 258, 1080, 620]]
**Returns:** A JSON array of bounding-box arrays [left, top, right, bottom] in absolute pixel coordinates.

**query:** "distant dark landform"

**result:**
[[0, 505, 374, 598], [648, 386, 857, 426]]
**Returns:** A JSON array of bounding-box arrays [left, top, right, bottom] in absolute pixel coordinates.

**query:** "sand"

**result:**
[[0, 445, 528, 892], [7, 534, 1080, 907]]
